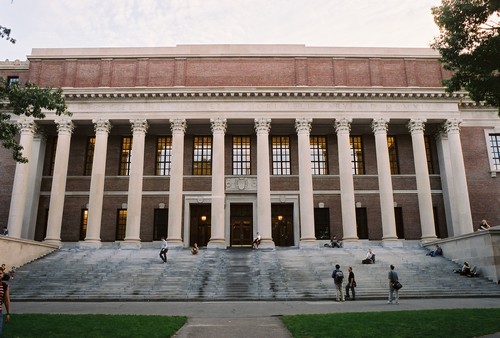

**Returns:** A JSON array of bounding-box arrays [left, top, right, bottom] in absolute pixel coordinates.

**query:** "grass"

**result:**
[[281, 308, 500, 338], [2, 314, 187, 338]]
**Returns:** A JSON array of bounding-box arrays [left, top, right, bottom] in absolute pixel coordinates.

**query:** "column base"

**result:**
[[167, 239, 185, 249], [207, 239, 227, 249], [44, 238, 63, 248], [120, 240, 142, 250], [381, 239, 404, 248], [299, 239, 319, 249], [79, 240, 102, 249]]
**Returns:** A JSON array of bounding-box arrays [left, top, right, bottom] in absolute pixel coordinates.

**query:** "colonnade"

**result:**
[[7, 116, 474, 247]]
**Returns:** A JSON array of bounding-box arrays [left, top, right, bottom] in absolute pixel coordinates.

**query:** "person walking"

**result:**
[[159, 237, 168, 263], [0, 269, 11, 336], [332, 264, 345, 302], [345, 266, 356, 300], [388, 264, 399, 304]]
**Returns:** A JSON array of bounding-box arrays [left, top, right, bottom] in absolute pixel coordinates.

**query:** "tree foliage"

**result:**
[[432, 0, 500, 112], [0, 78, 70, 163], [0, 25, 16, 44]]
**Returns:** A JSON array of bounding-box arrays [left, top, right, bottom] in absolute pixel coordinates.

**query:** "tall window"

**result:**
[[80, 209, 88, 240], [116, 209, 127, 240], [119, 136, 133, 176], [387, 136, 400, 174], [49, 137, 58, 176], [489, 134, 500, 171], [156, 136, 173, 176], [424, 135, 434, 174], [7, 76, 19, 87], [84, 137, 96, 176], [232, 136, 251, 175], [350, 136, 365, 175], [310, 136, 328, 175], [272, 136, 291, 175], [193, 136, 212, 175]]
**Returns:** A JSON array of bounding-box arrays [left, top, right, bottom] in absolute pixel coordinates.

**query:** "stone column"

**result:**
[[295, 118, 316, 247], [82, 119, 111, 248], [167, 118, 187, 248], [208, 117, 227, 249], [435, 131, 458, 237], [372, 118, 398, 243], [45, 118, 74, 246], [334, 117, 358, 242], [254, 118, 275, 249], [7, 117, 37, 239], [408, 119, 436, 242], [122, 119, 148, 248], [443, 119, 473, 235]]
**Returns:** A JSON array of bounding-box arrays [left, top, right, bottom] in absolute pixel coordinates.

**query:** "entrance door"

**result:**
[[190, 204, 211, 247], [272, 204, 294, 246], [230, 203, 253, 247]]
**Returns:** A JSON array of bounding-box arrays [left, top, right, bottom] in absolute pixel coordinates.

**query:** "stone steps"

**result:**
[[8, 245, 500, 301]]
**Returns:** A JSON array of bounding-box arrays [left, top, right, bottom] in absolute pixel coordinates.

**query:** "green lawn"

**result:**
[[281, 308, 500, 338], [2, 314, 187, 338]]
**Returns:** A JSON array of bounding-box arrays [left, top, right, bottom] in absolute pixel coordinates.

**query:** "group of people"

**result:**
[[158, 238, 201, 263], [453, 261, 479, 277], [332, 263, 400, 304]]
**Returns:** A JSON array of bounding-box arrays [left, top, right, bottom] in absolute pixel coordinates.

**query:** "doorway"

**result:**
[[272, 204, 294, 246], [190, 204, 211, 247], [230, 203, 253, 247]]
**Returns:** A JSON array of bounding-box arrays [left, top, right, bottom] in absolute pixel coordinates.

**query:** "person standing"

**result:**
[[332, 264, 345, 302], [345, 266, 356, 300], [479, 219, 491, 231], [252, 232, 261, 249], [388, 264, 399, 304], [159, 237, 168, 263], [1, 226, 7, 236], [0, 270, 11, 336]]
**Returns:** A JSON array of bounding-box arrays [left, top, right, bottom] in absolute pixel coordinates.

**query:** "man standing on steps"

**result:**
[[159, 237, 168, 263], [388, 264, 399, 304], [332, 264, 345, 302]]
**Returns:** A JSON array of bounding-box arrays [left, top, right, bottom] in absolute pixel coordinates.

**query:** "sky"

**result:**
[[1, 0, 442, 61]]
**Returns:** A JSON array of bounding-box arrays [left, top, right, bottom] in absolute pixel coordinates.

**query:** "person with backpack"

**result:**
[[332, 264, 345, 302], [388, 264, 400, 304]]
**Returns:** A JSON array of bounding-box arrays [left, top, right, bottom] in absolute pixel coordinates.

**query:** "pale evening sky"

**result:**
[[1, 0, 442, 61]]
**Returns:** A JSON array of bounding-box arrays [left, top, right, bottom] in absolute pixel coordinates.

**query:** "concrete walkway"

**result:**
[[13, 298, 500, 337]]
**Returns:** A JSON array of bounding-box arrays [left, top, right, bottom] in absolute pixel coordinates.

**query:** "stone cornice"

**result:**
[[62, 87, 468, 101]]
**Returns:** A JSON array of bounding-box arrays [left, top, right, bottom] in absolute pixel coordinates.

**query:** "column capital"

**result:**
[[170, 118, 187, 133], [55, 118, 74, 135], [210, 117, 227, 133], [130, 119, 148, 134], [371, 118, 389, 135], [92, 119, 112, 134], [254, 118, 271, 134], [17, 117, 37, 135], [334, 117, 352, 134], [408, 118, 427, 134], [295, 118, 312, 134], [443, 118, 462, 135]]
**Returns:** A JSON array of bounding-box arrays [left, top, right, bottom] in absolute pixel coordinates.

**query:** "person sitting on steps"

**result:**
[[252, 232, 261, 249], [362, 249, 375, 264], [426, 244, 443, 257]]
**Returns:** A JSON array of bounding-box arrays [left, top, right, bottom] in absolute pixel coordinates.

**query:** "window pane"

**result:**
[[490, 134, 500, 170], [310, 136, 328, 175], [387, 136, 400, 175], [116, 209, 127, 240], [119, 136, 133, 176], [193, 136, 212, 175], [156, 136, 173, 175], [84, 137, 96, 176], [272, 136, 291, 175], [232, 136, 251, 175], [350, 136, 365, 175], [424, 135, 434, 174]]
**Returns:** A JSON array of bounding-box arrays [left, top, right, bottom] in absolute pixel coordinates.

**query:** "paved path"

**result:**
[[13, 298, 500, 337]]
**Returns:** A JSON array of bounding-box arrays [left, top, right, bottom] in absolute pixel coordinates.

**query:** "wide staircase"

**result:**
[[9, 243, 500, 301]]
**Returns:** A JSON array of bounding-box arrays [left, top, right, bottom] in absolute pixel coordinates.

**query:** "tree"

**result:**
[[0, 25, 16, 43], [1, 78, 70, 162], [432, 0, 500, 112]]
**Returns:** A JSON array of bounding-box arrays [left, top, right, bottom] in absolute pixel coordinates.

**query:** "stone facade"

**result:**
[[1, 45, 499, 248]]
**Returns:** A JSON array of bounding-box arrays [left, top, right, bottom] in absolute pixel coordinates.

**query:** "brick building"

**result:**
[[1, 45, 499, 249]]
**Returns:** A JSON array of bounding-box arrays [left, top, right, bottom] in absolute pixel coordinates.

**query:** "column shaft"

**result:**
[[255, 118, 274, 248], [45, 118, 74, 246], [335, 118, 358, 241], [372, 118, 398, 241], [208, 118, 227, 249], [7, 118, 36, 238], [123, 119, 148, 247], [83, 119, 111, 246], [167, 119, 186, 247], [408, 119, 436, 241], [295, 118, 316, 246]]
